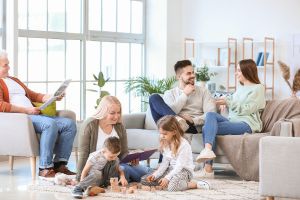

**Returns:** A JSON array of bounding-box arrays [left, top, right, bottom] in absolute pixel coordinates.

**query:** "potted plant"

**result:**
[[195, 65, 217, 87], [87, 71, 110, 108], [125, 76, 176, 110]]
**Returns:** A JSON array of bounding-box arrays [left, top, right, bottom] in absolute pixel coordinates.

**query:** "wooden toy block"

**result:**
[[137, 183, 142, 189], [111, 185, 121, 192], [121, 186, 127, 194], [127, 188, 134, 194], [155, 186, 163, 190], [112, 188, 121, 192], [129, 185, 138, 190], [150, 186, 156, 192], [141, 185, 151, 191], [110, 177, 119, 187]]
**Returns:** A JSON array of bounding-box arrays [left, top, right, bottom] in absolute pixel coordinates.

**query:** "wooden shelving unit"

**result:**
[[184, 38, 195, 59], [242, 37, 254, 59], [227, 38, 237, 91], [264, 37, 275, 99], [193, 36, 275, 98]]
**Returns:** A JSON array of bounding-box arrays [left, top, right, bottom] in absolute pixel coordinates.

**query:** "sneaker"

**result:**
[[196, 180, 210, 190], [71, 186, 84, 199], [86, 186, 105, 196], [175, 116, 189, 132], [196, 148, 216, 163], [194, 168, 215, 179], [54, 165, 76, 175], [38, 168, 56, 180]]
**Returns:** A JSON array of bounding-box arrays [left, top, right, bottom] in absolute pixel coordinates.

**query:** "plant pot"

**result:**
[[199, 81, 206, 88]]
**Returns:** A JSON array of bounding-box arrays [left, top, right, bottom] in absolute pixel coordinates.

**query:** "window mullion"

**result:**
[[81, 0, 88, 120]]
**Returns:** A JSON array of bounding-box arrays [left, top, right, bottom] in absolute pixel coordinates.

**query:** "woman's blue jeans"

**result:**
[[29, 115, 77, 168], [120, 163, 153, 182], [202, 112, 252, 165]]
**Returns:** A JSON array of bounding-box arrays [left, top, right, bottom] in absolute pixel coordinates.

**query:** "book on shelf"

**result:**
[[256, 52, 263, 66], [258, 52, 269, 66], [120, 148, 157, 163]]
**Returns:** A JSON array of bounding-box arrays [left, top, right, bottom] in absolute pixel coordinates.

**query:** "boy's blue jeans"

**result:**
[[202, 112, 252, 165], [29, 115, 77, 168]]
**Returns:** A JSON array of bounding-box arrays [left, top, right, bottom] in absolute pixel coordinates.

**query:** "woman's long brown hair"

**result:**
[[239, 59, 261, 85], [157, 115, 184, 156]]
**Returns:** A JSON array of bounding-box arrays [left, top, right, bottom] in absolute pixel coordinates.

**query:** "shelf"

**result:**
[[208, 65, 227, 69]]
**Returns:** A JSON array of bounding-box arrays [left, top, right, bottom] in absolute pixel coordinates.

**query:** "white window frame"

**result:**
[[13, 0, 145, 119], [0, 0, 6, 49]]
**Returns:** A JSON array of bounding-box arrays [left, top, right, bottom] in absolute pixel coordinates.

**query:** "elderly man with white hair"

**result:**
[[0, 50, 77, 178]]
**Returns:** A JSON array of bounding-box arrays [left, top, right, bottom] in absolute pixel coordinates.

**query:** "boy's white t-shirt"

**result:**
[[96, 126, 119, 150], [3, 77, 34, 108]]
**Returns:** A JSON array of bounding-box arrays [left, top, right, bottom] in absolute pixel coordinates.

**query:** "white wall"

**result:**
[[166, 0, 183, 77], [146, 0, 183, 79], [181, 0, 300, 99], [145, 0, 167, 78]]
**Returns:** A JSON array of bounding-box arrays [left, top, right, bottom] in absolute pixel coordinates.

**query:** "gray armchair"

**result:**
[[0, 110, 76, 180]]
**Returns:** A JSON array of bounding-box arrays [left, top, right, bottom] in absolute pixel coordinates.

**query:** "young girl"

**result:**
[[141, 115, 209, 191]]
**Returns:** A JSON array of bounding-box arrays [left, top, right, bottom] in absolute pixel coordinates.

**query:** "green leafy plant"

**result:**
[[87, 72, 110, 108], [196, 65, 217, 82], [125, 76, 177, 101]]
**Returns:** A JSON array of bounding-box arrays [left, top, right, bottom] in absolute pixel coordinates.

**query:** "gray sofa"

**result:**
[[123, 108, 228, 164]]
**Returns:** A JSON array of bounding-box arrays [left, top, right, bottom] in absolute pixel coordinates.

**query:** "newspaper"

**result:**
[[39, 79, 72, 110]]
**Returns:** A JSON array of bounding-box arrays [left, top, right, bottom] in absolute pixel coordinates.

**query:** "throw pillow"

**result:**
[[32, 101, 57, 117]]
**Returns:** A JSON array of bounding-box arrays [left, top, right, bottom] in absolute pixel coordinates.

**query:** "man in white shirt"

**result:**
[[149, 60, 216, 134], [0, 50, 77, 178]]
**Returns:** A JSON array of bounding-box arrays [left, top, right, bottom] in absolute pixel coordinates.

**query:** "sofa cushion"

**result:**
[[127, 129, 160, 150], [189, 133, 224, 155], [144, 108, 157, 130]]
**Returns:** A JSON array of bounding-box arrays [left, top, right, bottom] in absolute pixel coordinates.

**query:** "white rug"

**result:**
[[28, 179, 261, 200]]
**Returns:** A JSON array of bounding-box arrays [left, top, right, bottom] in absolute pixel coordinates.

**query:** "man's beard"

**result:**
[[183, 78, 195, 85]]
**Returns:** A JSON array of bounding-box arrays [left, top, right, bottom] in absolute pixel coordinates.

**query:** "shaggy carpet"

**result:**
[[28, 178, 260, 200]]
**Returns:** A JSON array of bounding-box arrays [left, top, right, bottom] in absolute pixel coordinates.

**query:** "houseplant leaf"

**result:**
[[98, 72, 106, 87]]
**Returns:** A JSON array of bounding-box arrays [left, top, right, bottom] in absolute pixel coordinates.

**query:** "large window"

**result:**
[[0, 0, 5, 49], [16, 0, 145, 119]]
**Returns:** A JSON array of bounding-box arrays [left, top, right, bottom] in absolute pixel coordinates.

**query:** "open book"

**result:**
[[121, 149, 157, 164], [39, 79, 72, 110]]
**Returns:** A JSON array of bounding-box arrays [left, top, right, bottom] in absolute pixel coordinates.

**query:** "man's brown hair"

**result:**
[[103, 136, 121, 154], [174, 60, 192, 74]]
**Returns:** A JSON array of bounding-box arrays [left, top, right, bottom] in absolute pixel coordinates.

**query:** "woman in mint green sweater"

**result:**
[[195, 59, 266, 178]]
